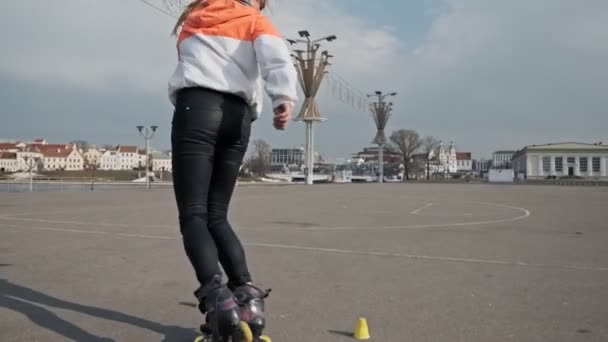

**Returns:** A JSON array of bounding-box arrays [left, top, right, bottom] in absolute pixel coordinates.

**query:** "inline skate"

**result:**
[[231, 282, 272, 342], [193, 275, 242, 342]]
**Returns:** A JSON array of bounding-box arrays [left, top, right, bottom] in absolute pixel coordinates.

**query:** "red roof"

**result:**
[[0, 152, 17, 159], [456, 152, 472, 160], [40, 148, 72, 158], [0, 143, 19, 151], [118, 145, 138, 153], [33, 144, 77, 158], [35, 143, 72, 149]]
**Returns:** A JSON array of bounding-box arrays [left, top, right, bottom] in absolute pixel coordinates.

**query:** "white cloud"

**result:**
[[390, 0, 608, 154], [0, 0, 177, 93]]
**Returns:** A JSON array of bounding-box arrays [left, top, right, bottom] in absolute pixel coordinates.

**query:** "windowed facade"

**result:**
[[511, 144, 607, 180], [542, 157, 550, 172], [271, 148, 304, 166], [580, 157, 588, 172], [592, 157, 600, 172], [555, 157, 563, 172]]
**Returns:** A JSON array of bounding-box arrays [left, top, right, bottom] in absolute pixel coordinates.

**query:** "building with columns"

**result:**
[[512, 142, 608, 179]]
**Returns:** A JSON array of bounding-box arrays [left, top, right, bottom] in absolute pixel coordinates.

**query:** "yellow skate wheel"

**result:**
[[238, 321, 254, 342], [259, 336, 272, 342], [193, 336, 205, 342]]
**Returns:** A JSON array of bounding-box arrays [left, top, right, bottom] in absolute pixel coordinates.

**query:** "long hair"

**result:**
[[172, 0, 205, 36], [171, 0, 267, 36]]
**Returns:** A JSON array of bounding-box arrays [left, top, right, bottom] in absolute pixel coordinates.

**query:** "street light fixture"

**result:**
[[137, 125, 158, 189], [286, 30, 336, 185], [22, 155, 40, 192], [368, 91, 397, 183]]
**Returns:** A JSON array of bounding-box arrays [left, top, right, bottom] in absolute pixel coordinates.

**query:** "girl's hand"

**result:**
[[273, 103, 293, 130]]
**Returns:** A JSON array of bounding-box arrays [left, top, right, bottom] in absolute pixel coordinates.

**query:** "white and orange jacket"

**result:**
[[168, 0, 298, 119]]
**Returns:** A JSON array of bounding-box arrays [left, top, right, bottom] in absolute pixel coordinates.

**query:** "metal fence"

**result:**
[[0, 179, 173, 193]]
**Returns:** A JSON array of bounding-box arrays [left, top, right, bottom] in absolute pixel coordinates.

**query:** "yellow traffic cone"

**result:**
[[354, 317, 371, 340]]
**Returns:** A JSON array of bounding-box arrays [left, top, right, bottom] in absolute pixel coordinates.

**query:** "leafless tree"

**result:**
[[421, 136, 439, 180], [390, 129, 421, 180], [246, 139, 271, 177]]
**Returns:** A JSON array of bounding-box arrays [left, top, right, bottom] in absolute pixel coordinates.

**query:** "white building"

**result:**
[[99, 145, 143, 170], [456, 152, 473, 172], [414, 141, 471, 177], [1, 140, 85, 171], [151, 152, 172, 172], [0, 152, 19, 172], [512, 142, 608, 179], [436, 141, 458, 174], [492, 150, 516, 169], [139, 149, 148, 169], [473, 158, 492, 174], [40, 148, 84, 171], [83, 148, 103, 167], [16, 150, 44, 171]]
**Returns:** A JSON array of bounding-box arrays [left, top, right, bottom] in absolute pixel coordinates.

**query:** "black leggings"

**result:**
[[171, 87, 252, 288]]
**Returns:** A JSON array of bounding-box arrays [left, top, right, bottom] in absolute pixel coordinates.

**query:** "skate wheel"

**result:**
[[238, 321, 254, 342], [259, 336, 272, 342], [193, 335, 205, 342]]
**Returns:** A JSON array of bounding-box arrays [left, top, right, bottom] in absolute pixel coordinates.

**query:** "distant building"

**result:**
[[456, 152, 473, 172], [492, 150, 516, 169], [138, 149, 148, 169], [352, 146, 401, 163], [408, 142, 472, 178], [436, 141, 458, 174], [99, 145, 142, 170], [1, 140, 84, 171], [39, 146, 84, 171], [83, 148, 103, 167], [511, 142, 608, 179], [271, 147, 305, 166], [151, 152, 172, 172], [472, 158, 492, 174], [0, 152, 18, 172]]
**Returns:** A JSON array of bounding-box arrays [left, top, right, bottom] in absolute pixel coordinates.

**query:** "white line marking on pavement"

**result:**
[[245, 242, 608, 272], [0, 202, 531, 232], [0, 224, 176, 240], [411, 203, 433, 215], [0, 216, 174, 229], [303, 204, 531, 231], [0, 205, 127, 217], [2, 223, 606, 272]]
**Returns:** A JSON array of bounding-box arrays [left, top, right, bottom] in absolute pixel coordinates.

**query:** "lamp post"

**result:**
[[367, 91, 397, 183], [287, 30, 336, 185], [22, 155, 40, 192], [136, 125, 158, 189]]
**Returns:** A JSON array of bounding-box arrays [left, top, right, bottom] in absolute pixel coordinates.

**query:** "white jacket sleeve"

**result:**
[[253, 16, 299, 110]]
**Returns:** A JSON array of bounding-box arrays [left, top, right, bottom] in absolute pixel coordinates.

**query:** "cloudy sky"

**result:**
[[1, 0, 606, 160]]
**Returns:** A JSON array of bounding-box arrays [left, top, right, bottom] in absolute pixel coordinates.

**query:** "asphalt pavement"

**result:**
[[1, 183, 607, 342]]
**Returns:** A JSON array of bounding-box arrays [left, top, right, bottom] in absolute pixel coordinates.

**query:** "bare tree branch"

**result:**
[[389, 129, 421, 180]]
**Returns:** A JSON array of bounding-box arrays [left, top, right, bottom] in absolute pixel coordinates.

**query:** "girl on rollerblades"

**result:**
[[168, 0, 297, 340]]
